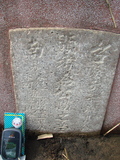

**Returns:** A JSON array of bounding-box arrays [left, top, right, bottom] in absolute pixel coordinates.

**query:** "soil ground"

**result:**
[[26, 134, 120, 160]]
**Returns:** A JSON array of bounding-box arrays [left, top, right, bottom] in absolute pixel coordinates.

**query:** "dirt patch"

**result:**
[[26, 134, 120, 160]]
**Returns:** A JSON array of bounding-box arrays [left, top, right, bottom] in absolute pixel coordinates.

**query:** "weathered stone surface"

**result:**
[[9, 28, 120, 133]]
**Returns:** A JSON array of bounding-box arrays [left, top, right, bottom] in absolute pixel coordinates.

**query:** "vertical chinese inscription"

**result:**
[[53, 34, 78, 131]]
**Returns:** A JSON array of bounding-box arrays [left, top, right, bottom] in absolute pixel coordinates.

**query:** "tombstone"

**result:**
[[9, 28, 120, 133]]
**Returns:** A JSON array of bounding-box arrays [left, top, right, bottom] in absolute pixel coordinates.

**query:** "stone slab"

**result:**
[[9, 28, 120, 133]]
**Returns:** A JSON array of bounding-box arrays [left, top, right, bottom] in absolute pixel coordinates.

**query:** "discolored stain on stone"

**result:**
[[9, 28, 120, 133]]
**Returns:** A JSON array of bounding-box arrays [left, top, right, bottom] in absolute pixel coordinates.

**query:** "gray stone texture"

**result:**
[[9, 28, 120, 133]]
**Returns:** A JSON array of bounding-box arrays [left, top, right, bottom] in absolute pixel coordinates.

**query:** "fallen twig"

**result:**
[[62, 154, 69, 160], [37, 133, 53, 140], [62, 148, 70, 160], [104, 123, 120, 136], [105, 0, 117, 28], [65, 148, 69, 159]]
